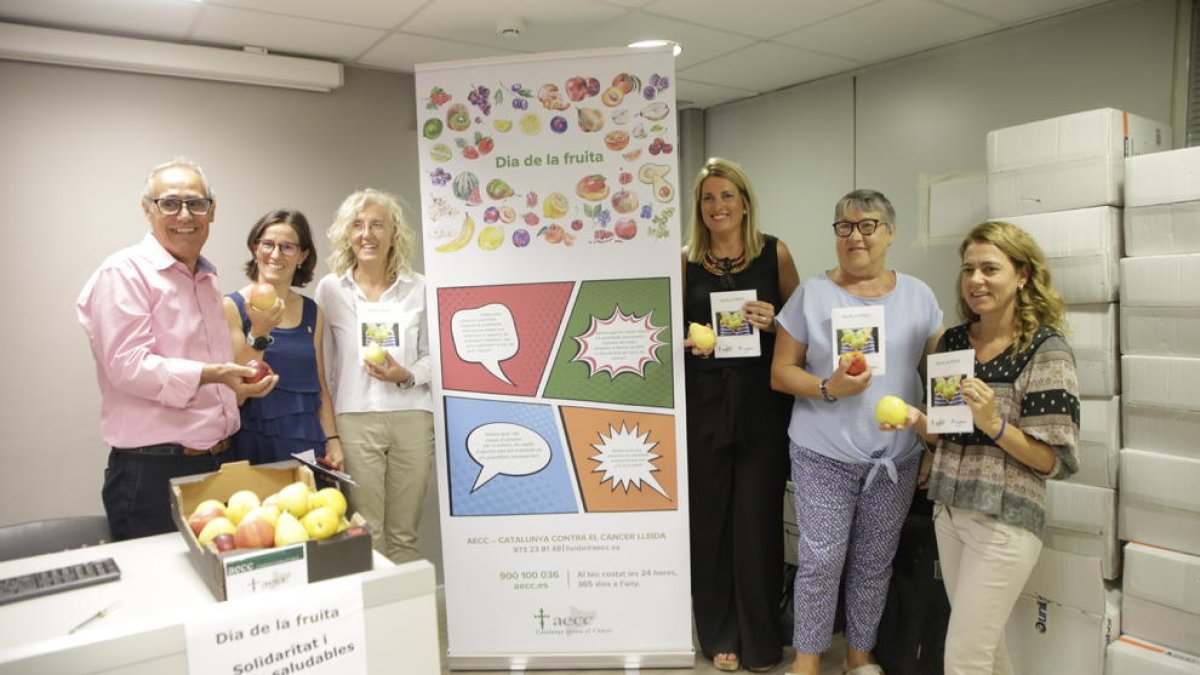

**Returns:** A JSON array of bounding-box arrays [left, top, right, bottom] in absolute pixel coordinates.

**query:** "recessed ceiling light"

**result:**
[[628, 39, 681, 57]]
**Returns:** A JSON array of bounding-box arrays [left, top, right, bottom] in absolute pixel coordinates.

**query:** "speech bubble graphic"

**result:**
[[589, 422, 669, 499], [571, 306, 667, 378], [467, 422, 552, 491], [452, 303, 519, 385]]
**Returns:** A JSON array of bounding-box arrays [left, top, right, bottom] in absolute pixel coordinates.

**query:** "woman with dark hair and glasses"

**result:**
[[222, 209, 343, 469], [771, 190, 943, 675], [682, 157, 800, 672]]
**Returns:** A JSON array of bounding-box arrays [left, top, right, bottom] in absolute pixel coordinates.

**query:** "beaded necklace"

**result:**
[[702, 250, 746, 290]]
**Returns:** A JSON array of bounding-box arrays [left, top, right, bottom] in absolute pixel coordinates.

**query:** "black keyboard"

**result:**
[[0, 558, 121, 605]]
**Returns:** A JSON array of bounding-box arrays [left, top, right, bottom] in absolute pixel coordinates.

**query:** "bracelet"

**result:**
[[989, 418, 1007, 443], [325, 435, 339, 441]]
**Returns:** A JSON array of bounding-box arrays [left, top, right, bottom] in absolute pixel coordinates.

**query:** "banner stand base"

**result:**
[[446, 650, 695, 671]]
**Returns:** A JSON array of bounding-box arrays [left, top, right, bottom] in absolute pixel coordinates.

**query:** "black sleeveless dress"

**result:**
[[684, 234, 793, 668]]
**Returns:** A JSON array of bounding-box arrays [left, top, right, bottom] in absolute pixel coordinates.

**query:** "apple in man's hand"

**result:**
[[249, 282, 277, 311], [244, 359, 273, 384]]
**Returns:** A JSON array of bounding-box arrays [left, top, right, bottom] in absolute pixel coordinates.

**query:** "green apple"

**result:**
[[301, 506, 340, 540], [309, 487, 348, 518], [875, 395, 909, 426]]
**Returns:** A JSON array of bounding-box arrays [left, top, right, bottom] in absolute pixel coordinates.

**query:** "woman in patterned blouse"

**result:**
[[885, 220, 1079, 674]]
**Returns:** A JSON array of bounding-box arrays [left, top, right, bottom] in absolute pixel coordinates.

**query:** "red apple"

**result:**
[[234, 514, 275, 549], [845, 350, 868, 376], [244, 359, 273, 384], [188, 504, 227, 536], [211, 533, 237, 552], [248, 282, 277, 311]]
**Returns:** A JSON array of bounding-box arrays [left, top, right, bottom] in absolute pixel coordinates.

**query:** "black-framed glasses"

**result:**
[[255, 239, 301, 257], [832, 219, 884, 237], [150, 197, 213, 216]]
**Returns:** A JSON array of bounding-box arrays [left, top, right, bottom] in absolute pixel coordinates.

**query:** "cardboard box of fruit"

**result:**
[[170, 460, 372, 601]]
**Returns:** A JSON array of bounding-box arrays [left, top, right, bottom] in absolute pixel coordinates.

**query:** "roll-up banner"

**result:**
[[414, 47, 691, 670]]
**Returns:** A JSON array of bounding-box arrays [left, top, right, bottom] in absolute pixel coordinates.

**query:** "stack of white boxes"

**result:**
[[1112, 145, 1200, 673], [986, 108, 1172, 675]]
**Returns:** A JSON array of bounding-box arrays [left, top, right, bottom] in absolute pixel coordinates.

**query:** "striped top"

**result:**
[[927, 323, 1080, 536]]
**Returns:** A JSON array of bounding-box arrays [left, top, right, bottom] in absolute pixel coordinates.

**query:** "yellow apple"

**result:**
[[277, 481, 313, 518], [301, 506, 340, 540], [242, 504, 281, 528], [309, 487, 348, 518], [249, 282, 278, 312], [191, 499, 226, 517], [274, 512, 310, 547], [364, 341, 387, 366], [197, 516, 236, 547], [225, 489, 261, 525], [687, 323, 716, 350], [875, 395, 909, 426]]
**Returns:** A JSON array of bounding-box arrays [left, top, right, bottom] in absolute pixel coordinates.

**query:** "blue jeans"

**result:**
[[102, 448, 229, 540]]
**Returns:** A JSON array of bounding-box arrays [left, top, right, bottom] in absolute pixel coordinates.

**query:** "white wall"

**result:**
[[0, 60, 441, 566], [705, 0, 1180, 314]]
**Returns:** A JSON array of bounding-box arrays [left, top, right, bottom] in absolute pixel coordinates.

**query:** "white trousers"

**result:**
[[934, 504, 1042, 675]]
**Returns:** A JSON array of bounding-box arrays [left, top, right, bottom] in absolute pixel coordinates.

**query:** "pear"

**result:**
[[274, 512, 310, 547], [688, 323, 716, 350]]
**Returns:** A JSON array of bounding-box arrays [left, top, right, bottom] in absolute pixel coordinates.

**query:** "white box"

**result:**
[[1066, 303, 1120, 396], [1002, 207, 1121, 304], [1121, 255, 1200, 308], [1071, 396, 1120, 488], [1122, 403, 1200, 460], [1126, 202, 1200, 257], [1121, 306, 1200, 358], [1125, 146, 1200, 208], [988, 108, 1170, 216], [1044, 481, 1120, 579], [1107, 636, 1200, 674], [1122, 542, 1200, 655], [1008, 547, 1119, 675], [1119, 449, 1200, 557], [1122, 355, 1200, 414]]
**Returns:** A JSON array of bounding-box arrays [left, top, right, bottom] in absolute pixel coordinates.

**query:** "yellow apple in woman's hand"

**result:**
[[687, 323, 716, 350], [875, 395, 908, 426], [364, 341, 387, 366]]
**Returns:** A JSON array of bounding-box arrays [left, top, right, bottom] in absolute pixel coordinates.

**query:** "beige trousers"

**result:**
[[337, 410, 434, 564], [934, 504, 1043, 675]]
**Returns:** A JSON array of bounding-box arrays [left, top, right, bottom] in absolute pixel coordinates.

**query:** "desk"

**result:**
[[0, 534, 441, 674]]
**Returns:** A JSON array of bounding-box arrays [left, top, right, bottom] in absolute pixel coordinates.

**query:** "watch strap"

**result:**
[[247, 333, 274, 351]]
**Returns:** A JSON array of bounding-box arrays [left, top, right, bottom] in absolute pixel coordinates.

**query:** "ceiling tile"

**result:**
[[357, 32, 522, 72], [675, 78, 759, 109], [642, 0, 880, 39], [0, 0, 200, 40], [935, 0, 1107, 24], [775, 0, 1001, 63], [192, 6, 385, 61], [207, 0, 426, 29], [546, 11, 756, 70], [399, 0, 628, 53], [680, 42, 858, 93]]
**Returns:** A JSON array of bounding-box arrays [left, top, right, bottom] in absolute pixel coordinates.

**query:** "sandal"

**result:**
[[714, 653, 740, 672]]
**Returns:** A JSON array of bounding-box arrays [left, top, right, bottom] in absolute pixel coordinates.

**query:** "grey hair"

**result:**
[[142, 157, 213, 199], [834, 189, 895, 228]]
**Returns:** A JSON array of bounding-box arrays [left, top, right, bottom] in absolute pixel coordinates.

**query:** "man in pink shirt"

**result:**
[[78, 158, 277, 540]]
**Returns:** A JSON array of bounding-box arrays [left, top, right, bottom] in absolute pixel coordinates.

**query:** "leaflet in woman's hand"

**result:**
[[709, 290, 760, 358], [926, 349, 975, 434]]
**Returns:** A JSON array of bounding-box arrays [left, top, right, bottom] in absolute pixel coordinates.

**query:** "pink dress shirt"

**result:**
[[77, 234, 240, 449]]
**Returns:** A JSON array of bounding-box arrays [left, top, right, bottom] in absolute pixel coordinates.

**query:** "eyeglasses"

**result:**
[[150, 197, 213, 216], [255, 239, 301, 257], [832, 219, 885, 237]]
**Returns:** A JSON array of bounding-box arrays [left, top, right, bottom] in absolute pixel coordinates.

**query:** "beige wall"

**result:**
[[705, 0, 1180, 314], [0, 60, 443, 565]]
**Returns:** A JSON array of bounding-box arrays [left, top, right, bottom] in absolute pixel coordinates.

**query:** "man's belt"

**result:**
[[115, 438, 232, 457]]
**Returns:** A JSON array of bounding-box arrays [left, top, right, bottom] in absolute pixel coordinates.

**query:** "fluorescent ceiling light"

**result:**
[[628, 39, 682, 57], [0, 22, 343, 92]]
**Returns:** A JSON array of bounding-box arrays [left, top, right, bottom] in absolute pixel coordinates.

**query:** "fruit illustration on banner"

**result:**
[[875, 396, 909, 426], [575, 174, 610, 201], [688, 323, 717, 351], [844, 350, 868, 376], [435, 214, 477, 253], [478, 226, 504, 251], [614, 218, 638, 240], [248, 282, 277, 311], [446, 103, 471, 131], [543, 192, 569, 218]]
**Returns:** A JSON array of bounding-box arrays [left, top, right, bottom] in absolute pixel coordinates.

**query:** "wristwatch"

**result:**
[[246, 333, 274, 351], [819, 378, 837, 403]]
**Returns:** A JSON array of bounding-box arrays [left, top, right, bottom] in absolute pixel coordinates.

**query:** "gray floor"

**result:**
[[435, 588, 847, 674]]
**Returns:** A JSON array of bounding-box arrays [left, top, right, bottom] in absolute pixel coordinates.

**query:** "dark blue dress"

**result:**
[[229, 293, 327, 464]]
